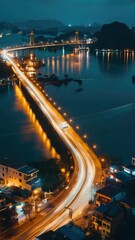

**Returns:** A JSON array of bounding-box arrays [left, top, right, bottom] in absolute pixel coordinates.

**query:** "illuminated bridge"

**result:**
[[1, 45, 101, 240]]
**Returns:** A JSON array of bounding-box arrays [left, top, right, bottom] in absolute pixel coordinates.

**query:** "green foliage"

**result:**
[[0, 206, 18, 231]]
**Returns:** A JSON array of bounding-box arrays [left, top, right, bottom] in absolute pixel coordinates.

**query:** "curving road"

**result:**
[[2, 48, 101, 239]]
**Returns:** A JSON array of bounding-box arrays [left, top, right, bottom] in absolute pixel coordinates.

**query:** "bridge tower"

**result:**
[[30, 31, 34, 46], [75, 31, 79, 43]]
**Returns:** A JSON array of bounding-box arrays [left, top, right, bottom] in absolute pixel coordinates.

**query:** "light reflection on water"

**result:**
[[10, 48, 135, 162], [33, 49, 135, 163], [14, 84, 60, 160]]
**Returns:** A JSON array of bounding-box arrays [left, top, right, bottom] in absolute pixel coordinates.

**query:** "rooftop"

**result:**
[[96, 185, 124, 198], [123, 165, 135, 170], [95, 203, 122, 218], [57, 223, 85, 240], [36, 230, 70, 240], [0, 158, 23, 169], [18, 165, 39, 175], [121, 193, 135, 208], [27, 177, 41, 190], [0, 158, 39, 175], [115, 171, 135, 183]]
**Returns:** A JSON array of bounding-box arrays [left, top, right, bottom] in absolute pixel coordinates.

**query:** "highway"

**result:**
[[2, 48, 101, 240]]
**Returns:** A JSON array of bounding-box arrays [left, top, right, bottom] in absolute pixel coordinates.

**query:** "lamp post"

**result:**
[[65, 207, 73, 220]]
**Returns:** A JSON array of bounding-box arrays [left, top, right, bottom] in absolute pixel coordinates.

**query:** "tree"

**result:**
[[0, 206, 18, 232]]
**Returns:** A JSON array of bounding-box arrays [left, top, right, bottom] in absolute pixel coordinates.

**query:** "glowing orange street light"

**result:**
[[49, 98, 52, 101], [61, 168, 66, 173], [63, 113, 67, 116], [83, 134, 87, 139], [93, 144, 97, 149], [76, 126, 80, 130], [101, 158, 105, 162], [69, 119, 73, 123], [58, 107, 61, 110]]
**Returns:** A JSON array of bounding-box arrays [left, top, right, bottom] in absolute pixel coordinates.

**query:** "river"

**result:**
[[0, 33, 135, 164]]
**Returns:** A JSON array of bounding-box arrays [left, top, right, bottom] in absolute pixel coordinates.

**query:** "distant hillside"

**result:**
[[55, 29, 92, 41], [0, 22, 19, 33], [18, 19, 65, 31], [94, 21, 135, 49]]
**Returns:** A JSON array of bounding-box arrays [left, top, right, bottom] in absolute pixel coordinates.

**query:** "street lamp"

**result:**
[[65, 207, 73, 220]]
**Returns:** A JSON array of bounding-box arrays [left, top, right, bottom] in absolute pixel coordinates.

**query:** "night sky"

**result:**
[[0, 0, 135, 25]]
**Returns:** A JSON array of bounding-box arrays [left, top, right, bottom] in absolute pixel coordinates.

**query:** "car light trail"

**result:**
[[2, 48, 101, 240]]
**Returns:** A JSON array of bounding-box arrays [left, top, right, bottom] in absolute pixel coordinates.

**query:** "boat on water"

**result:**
[[0, 33, 3, 38], [17, 31, 22, 35], [74, 47, 89, 53], [5, 32, 11, 36]]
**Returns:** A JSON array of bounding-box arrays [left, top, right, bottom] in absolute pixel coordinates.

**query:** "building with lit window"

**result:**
[[92, 203, 124, 239], [106, 164, 135, 192], [0, 159, 41, 192], [95, 186, 126, 206]]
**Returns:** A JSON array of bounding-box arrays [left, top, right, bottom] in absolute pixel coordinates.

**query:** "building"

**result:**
[[106, 164, 135, 192], [35, 230, 70, 240], [36, 223, 85, 240], [120, 192, 135, 216], [123, 165, 135, 176], [0, 195, 6, 211], [57, 223, 85, 240], [95, 186, 125, 206], [0, 159, 41, 192], [92, 203, 124, 239], [0, 193, 15, 212]]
